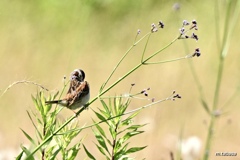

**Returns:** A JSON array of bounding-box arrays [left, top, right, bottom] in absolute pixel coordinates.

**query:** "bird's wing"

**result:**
[[67, 80, 81, 94], [66, 81, 89, 106]]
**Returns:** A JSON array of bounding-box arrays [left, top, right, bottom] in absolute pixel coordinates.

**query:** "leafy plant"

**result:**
[[84, 95, 147, 160], [17, 91, 84, 160], [16, 19, 199, 159]]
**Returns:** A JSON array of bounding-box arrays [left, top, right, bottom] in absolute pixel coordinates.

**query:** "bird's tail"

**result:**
[[45, 100, 60, 104]]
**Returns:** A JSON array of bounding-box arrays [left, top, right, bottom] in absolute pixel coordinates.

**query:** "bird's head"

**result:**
[[70, 69, 85, 82]]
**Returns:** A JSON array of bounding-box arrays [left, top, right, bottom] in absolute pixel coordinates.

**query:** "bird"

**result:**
[[45, 69, 90, 110]]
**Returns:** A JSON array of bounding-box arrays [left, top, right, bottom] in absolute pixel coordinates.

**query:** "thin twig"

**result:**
[[59, 91, 179, 134], [1, 80, 48, 97]]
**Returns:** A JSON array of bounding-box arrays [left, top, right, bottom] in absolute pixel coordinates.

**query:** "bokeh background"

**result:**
[[0, 0, 239, 159]]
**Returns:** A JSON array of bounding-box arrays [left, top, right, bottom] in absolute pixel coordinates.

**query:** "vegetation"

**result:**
[[0, 0, 239, 159]]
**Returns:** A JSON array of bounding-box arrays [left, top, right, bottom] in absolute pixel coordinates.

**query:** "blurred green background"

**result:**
[[0, 0, 239, 159]]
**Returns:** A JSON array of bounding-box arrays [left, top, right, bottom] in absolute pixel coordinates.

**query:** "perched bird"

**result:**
[[45, 69, 90, 110]]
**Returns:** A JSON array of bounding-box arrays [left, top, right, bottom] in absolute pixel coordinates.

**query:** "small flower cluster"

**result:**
[[141, 87, 150, 96], [151, 20, 164, 33], [179, 20, 199, 41], [192, 48, 201, 57], [171, 90, 181, 101], [137, 29, 141, 35]]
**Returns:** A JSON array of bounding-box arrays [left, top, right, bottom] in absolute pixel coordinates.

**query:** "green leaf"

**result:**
[[121, 111, 140, 126], [93, 120, 106, 138], [92, 129, 110, 155], [114, 142, 129, 159], [200, 98, 210, 115], [108, 122, 117, 139], [99, 82, 105, 93], [31, 95, 39, 112], [53, 91, 59, 99], [94, 121, 112, 146], [20, 144, 34, 160], [94, 143, 110, 160], [37, 117, 43, 125], [125, 146, 147, 154], [126, 124, 147, 131], [118, 124, 147, 135], [67, 143, 81, 160], [83, 144, 96, 160], [100, 99, 111, 114], [49, 146, 61, 160], [113, 97, 120, 115], [120, 131, 144, 145], [94, 142, 107, 157], [93, 110, 106, 121], [27, 111, 42, 140], [16, 151, 24, 160], [98, 108, 110, 118], [20, 129, 36, 146]]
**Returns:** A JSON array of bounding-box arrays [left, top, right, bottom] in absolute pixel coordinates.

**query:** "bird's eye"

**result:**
[[74, 71, 79, 76]]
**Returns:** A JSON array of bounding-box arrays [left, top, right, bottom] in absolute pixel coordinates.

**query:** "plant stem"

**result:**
[[203, 0, 240, 159], [27, 33, 180, 159]]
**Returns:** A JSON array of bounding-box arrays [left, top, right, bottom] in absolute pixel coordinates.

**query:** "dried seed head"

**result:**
[[183, 20, 190, 26], [140, 90, 146, 94], [192, 48, 201, 57], [137, 29, 141, 35], [144, 92, 148, 97], [192, 19, 197, 25], [151, 23, 158, 32], [191, 33, 199, 41], [151, 98, 155, 102], [158, 21, 164, 28], [179, 28, 185, 35]]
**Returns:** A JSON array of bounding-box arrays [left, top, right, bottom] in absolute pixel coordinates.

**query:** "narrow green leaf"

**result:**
[[125, 146, 147, 154], [113, 97, 119, 115], [99, 83, 105, 93], [126, 124, 147, 131], [100, 99, 111, 114], [121, 131, 144, 144], [108, 98, 114, 114], [36, 118, 43, 125], [20, 144, 34, 160], [98, 108, 110, 118], [93, 119, 107, 138], [108, 122, 117, 139], [92, 129, 110, 155], [16, 151, 24, 160], [67, 143, 81, 160], [83, 144, 96, 160], [94, 142, 106, 156], [93, 120, 112, 146], [200, 98, 210, 115], [118, 124, 147, 135], [93, 110, 106, 121], [20, 129, 36, 146], [31, 95, 39, 111], [27, 111, 42, 140], [53, 91, 59, 99], [49, 146, 61, 160], [120, 103, 128, 115], [114, 142, 129, 158], [121, 111, 140, 126]]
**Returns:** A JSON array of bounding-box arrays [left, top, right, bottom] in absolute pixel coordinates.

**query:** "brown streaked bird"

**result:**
[[45, 69, 90, 110]]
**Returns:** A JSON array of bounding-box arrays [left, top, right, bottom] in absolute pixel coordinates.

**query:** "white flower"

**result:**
[[179, 136, 202, 160]]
